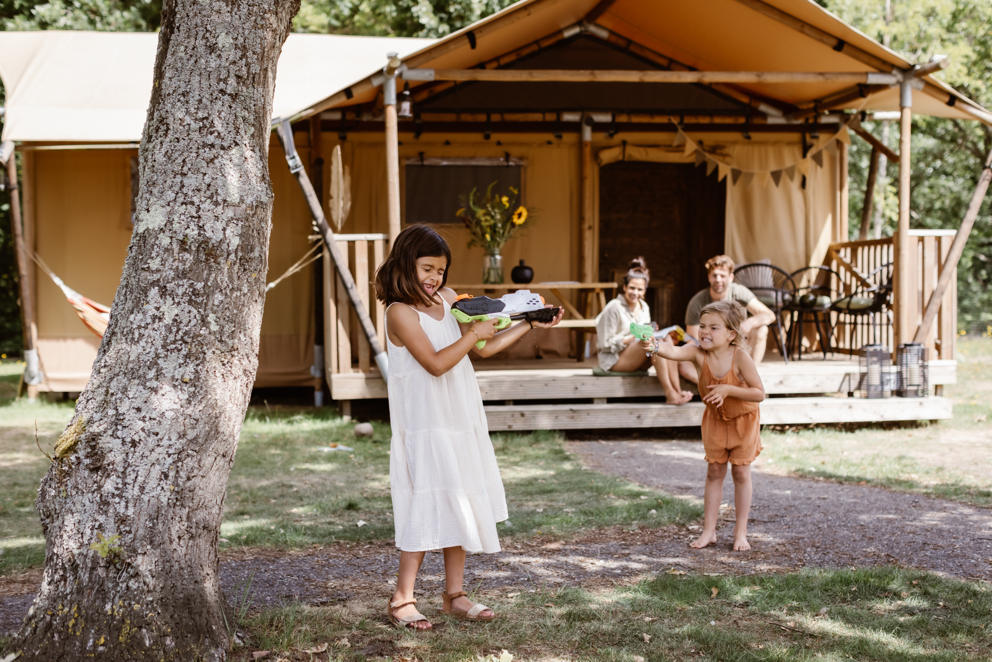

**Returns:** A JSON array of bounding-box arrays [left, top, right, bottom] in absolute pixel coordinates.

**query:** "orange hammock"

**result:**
[[30, 252, 110, 338]]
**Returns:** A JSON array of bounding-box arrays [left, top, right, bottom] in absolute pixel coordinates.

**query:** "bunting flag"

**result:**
[[812, 150, 825, 167], [705, 158, 718, 176], [672, 131, 687, 147], [694, 149, 707, 167], [742, 172, 755, 189], [797, 159, 811, 177], [756, 171, 771, 189], [717, 162, 731, 182], [731, 168, 743, 185], [684, 139, 697, 157], [784, 165, 797, 182], [770, 169, 783, 187], [836, 126, 852, 145]]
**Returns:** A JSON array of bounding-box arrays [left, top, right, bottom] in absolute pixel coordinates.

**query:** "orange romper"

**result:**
[[698, 347, 762, 465]]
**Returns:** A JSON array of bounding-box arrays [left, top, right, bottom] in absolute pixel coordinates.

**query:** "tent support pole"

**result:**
[[384, 69, 401, 244], [579, 115, 594, 284], [893, 81, 913, 349], [6, 149, 39, 399], [913, 149, 992, 344], [860, 147, 879, 241], [275, 120, 389, 382]]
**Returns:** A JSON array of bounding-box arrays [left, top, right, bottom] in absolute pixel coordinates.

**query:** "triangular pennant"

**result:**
[[718, 162, 731, 182], [684, 140, 698, 157], [797, 159, 810, 177], [731, 168, 743, 185], [694, 149, 706, 167], [812, 150, 824, 167], [836, 126, 852, 145], [742, 172, 755, 189], [784, 165, 797, 182], [672, 131, 686, 147], [770, 169, 783, 187], [757, 171, 771, 189], [705, 158, 718, 176]]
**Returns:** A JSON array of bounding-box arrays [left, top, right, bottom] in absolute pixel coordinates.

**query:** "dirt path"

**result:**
[[3, 439, 992, 637]]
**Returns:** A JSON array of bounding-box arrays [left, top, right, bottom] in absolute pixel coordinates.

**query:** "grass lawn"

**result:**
[[234, 566, 991, 661], [758, 337, 992, 508]]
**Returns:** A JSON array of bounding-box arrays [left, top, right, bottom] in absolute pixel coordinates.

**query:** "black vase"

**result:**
[[511, 259, 534, 284]]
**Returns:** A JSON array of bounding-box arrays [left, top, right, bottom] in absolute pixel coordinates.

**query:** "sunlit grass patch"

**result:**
[[232, 566, 992, 661]]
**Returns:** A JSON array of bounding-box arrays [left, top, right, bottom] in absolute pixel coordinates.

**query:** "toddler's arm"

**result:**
[[641, 337, 700, 364], [387, 303, 497, 377]]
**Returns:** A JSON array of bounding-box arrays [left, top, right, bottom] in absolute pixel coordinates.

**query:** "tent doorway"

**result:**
[[598, 161, 726, 327]]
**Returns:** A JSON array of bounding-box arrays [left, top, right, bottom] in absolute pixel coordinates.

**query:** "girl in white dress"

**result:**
[[373, 224, 562, 631]]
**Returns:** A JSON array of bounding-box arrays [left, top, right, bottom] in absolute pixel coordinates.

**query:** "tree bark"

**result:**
[[7, 0, 299, 659]]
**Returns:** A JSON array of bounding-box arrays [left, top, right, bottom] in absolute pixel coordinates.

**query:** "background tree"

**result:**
[[5, 0, 299, 658]]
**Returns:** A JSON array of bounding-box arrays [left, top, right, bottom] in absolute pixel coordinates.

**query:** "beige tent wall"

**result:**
[[31, 134, 318, 392]]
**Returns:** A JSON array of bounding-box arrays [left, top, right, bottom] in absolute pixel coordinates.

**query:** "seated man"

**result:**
[[677, 254, 776, 384]]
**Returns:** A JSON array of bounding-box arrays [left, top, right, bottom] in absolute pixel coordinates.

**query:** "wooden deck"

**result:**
[[331, 358, 955, 429]]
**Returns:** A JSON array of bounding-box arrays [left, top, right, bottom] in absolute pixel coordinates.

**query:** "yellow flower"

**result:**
[[512, 206, 528, 225], [501, 196, 510, 207], [509, 186, 518, 194], [456, 207, 465, 217], [485, 233, 491, 241]]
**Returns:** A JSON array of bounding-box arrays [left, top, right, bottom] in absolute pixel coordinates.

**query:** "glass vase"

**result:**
[[482, 251, 504, 284]]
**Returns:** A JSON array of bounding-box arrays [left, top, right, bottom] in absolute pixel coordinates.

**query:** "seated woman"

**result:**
[[595, 257, 693, 405]]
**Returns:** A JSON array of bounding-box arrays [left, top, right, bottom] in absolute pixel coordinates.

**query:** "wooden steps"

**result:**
[[483, 396, 953, 431], [329, 360, 956, 401]]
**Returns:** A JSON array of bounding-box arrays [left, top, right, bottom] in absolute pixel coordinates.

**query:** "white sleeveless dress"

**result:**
[[386, 298, 508, 554]]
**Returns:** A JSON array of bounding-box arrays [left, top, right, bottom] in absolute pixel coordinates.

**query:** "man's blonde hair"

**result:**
[[699, 300, 750, 353], [704, 254, 735, 273]]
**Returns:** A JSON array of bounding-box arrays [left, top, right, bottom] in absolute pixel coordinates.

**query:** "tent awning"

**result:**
[[0, 31, 434, 142], [292, 0, 992, 126]]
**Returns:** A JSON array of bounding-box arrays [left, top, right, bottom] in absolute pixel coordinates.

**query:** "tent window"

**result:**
[[404, 157, 523, 225]]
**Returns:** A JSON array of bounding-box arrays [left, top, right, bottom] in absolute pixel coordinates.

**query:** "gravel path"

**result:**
[[4, 439, 991, 636]]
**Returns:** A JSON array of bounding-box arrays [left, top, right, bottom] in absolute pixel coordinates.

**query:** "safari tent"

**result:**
[[3, 0, 990, 429]]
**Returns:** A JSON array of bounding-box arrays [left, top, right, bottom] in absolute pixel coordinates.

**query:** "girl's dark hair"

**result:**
[[374, 224, 452, 306], [623, 256, 650, 287]]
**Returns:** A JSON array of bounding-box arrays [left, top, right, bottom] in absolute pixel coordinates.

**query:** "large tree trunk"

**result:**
[[7, 0, 298, 659]]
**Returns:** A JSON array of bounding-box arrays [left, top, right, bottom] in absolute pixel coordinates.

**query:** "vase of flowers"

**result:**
[[457, 181, 529, 284]]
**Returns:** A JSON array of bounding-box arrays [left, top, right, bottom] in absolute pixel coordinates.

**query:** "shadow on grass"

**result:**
[[234, 566, 992, 662]]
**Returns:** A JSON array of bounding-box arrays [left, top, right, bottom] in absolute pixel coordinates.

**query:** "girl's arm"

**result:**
[[641, 337, 700, 364], [387, 303, 497, 377], [702, 350, 765, 406]]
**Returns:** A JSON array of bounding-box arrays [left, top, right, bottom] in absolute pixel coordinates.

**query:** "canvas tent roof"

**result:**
[[0, 31, 434, 142], [295, 0, 992, 126]]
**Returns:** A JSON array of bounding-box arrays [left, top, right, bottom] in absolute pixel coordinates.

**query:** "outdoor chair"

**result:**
[[787, 265, 842, 360], [733, 261, 796, 363], [830, 262, 893, 352]]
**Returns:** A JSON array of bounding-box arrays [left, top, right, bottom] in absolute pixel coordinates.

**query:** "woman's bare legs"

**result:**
[[390, 551, 432, 629], [443, 546, 494, 619], [612, 341, 691, 404], [690, 462, 726, 548]]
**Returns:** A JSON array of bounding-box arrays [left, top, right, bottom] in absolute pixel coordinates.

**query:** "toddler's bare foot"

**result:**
[[689, 531, 717, 548], [733, 533, 751, 551]]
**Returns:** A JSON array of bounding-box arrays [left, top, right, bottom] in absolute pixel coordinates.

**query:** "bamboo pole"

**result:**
[[894, 82, 913, 348], [275, 120, 389, 382], [913, 149, 992, 343], [384, 77, 402, 244], [580, 117, 594, 284], [860, 146, 879, 241], [6, 149, 40, 399], [850, 120, 899, 162], [420, 69, 899, 84]]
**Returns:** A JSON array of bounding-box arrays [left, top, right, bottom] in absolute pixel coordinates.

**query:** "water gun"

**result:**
[[451, 290, 561, 349], [630, 322, 656, 356]]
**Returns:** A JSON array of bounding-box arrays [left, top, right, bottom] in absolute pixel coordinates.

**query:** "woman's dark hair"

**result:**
[[623, 256, 650, 287], [374, 224, 452, 306]]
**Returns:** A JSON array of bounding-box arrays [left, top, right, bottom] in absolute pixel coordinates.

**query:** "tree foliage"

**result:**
[[292, 0, 516, 37]]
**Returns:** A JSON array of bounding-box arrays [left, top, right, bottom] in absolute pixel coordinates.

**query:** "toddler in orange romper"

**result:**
[[644, 300, 765, 551]]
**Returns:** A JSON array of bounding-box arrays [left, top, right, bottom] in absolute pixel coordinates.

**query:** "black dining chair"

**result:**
[[787, 265, 842, 360], [830, 262, 894, 352], [733, 262, 796, 363]]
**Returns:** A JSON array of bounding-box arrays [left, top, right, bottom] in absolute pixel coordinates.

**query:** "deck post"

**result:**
[[894, 81, 913, 348], [6, 149, 40, 400], [383, 53, 402, 244]]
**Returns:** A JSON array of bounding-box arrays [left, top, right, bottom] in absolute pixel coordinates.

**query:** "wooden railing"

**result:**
[[823, 230, 957, 359], [322, 234, 388, 379]]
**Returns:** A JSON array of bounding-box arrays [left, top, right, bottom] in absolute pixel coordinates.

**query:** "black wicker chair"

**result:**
[[830, 262, 893, 352], [733, 262, 796, 363], [787, 265, 843, 360]]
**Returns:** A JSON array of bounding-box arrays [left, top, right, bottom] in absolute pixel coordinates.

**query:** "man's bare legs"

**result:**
[[390, 551, 431, 629], [747, 324, 769, 365], [612, 340, 690, 404], [442, 546, 493, 619], [730, 464, 752, 551], [690, 462, 726, 548]]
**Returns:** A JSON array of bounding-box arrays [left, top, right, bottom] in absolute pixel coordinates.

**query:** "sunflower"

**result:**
[[512, 206, 528, 225]]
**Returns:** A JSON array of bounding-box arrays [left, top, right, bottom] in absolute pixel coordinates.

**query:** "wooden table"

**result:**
[[447, 281, 617, 320]]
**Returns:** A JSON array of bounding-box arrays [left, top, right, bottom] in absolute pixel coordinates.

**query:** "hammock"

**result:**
[[29, 252, 110, 337]]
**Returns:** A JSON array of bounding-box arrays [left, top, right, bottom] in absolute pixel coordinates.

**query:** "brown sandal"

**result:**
[[387, 598, 432, 630], [442, 590, 495, 622]]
